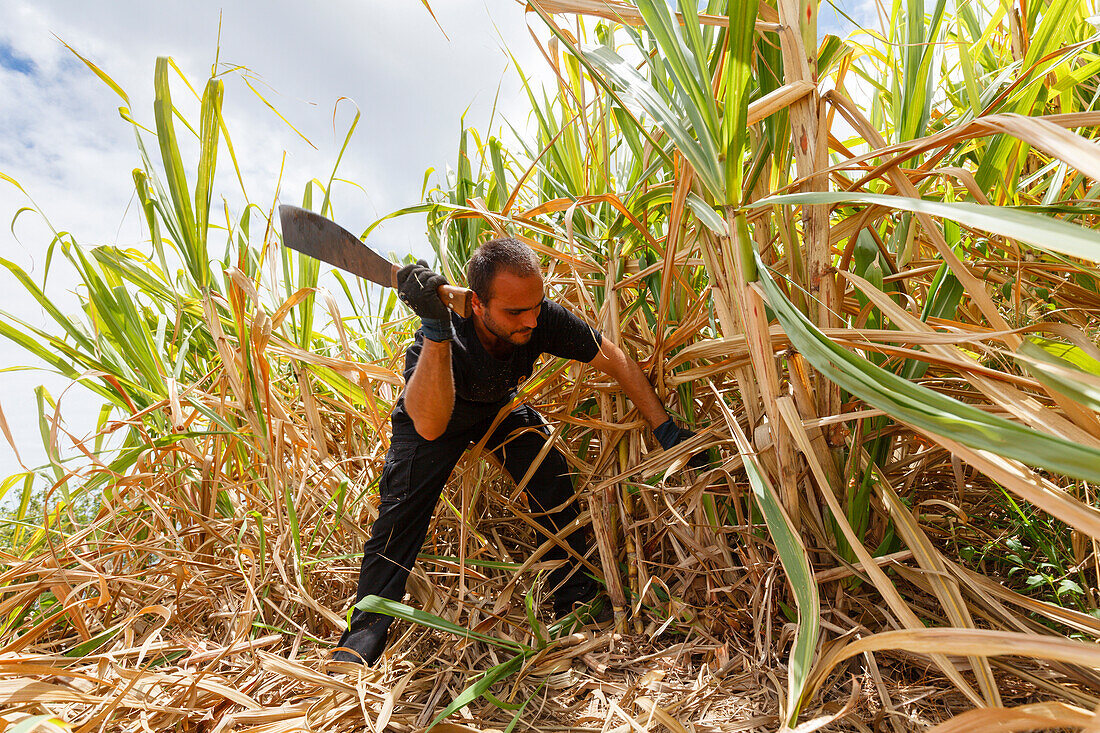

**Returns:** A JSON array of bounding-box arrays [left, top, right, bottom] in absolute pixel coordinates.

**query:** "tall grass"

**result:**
[[3, 1, 1100, 730]]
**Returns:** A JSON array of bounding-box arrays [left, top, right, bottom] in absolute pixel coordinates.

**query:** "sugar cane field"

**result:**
[[4, 1, 1100, 730]]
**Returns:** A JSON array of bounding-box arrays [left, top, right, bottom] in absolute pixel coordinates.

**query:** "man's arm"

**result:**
[[395, 260, 457, 441], [588, 338, 713, 469], [404, 339, 455, 441], [587, 338, 668, 428]]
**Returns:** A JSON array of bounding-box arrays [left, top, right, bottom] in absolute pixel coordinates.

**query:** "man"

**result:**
[[333, 237, 702, 665]]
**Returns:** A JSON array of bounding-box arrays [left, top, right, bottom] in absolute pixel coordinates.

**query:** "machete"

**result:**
[[278, 205, 473, 318]]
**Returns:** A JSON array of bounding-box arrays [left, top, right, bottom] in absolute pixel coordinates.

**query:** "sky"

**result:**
[[0, 1, 869, 482]]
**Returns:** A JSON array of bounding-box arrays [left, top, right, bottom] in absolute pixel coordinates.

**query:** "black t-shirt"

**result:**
[[392, 299, 602, 438]]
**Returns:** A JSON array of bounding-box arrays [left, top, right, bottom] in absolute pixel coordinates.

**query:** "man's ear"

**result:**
[[470, 291, 485, 315]]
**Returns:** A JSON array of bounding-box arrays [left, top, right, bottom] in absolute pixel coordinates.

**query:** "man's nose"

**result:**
[[522, 310, 538, 329]]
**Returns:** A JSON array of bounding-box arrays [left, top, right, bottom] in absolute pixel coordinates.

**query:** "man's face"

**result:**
[[473, 271, 544, 346]]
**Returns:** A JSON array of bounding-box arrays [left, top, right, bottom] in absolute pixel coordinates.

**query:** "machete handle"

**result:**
[[386, 263, 474, 319], [438, 284, 473, 319]]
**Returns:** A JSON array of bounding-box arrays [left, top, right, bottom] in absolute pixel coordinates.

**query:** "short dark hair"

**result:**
[[466, 237, 541, 303]]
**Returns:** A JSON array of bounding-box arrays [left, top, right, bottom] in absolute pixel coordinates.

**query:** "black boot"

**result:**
[[332, 613, 390, 665], [553, 576, 608, 621]]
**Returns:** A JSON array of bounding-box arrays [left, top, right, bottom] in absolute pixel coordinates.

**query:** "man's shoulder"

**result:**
[[537, 298, 582, 325], [533, 298, 602, 362]]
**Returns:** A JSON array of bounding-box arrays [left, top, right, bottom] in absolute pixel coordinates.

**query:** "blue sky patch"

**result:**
[[0, 40, 36, 74]]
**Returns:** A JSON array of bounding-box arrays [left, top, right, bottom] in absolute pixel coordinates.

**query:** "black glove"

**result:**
[[396, 259, 453, 341], [654, 418, 712, 470], [396, 260, 449, 320]]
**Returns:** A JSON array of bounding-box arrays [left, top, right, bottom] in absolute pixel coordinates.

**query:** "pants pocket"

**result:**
[[379, 442, 416, 503]]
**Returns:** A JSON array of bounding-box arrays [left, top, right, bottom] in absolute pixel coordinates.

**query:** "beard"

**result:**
[[482, 311, 534, 346]]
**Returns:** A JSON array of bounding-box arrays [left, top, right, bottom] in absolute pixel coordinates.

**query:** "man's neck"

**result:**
[[472, 315, 514, 359]]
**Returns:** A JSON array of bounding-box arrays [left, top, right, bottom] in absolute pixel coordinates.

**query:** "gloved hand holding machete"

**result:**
[[395, 259, 454, 342]]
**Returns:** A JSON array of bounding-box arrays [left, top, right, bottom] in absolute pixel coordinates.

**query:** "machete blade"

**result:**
[[278, 205, 397, 288]]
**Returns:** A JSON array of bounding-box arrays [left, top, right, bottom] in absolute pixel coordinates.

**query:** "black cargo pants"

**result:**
[[339, 403, 589, 643]]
